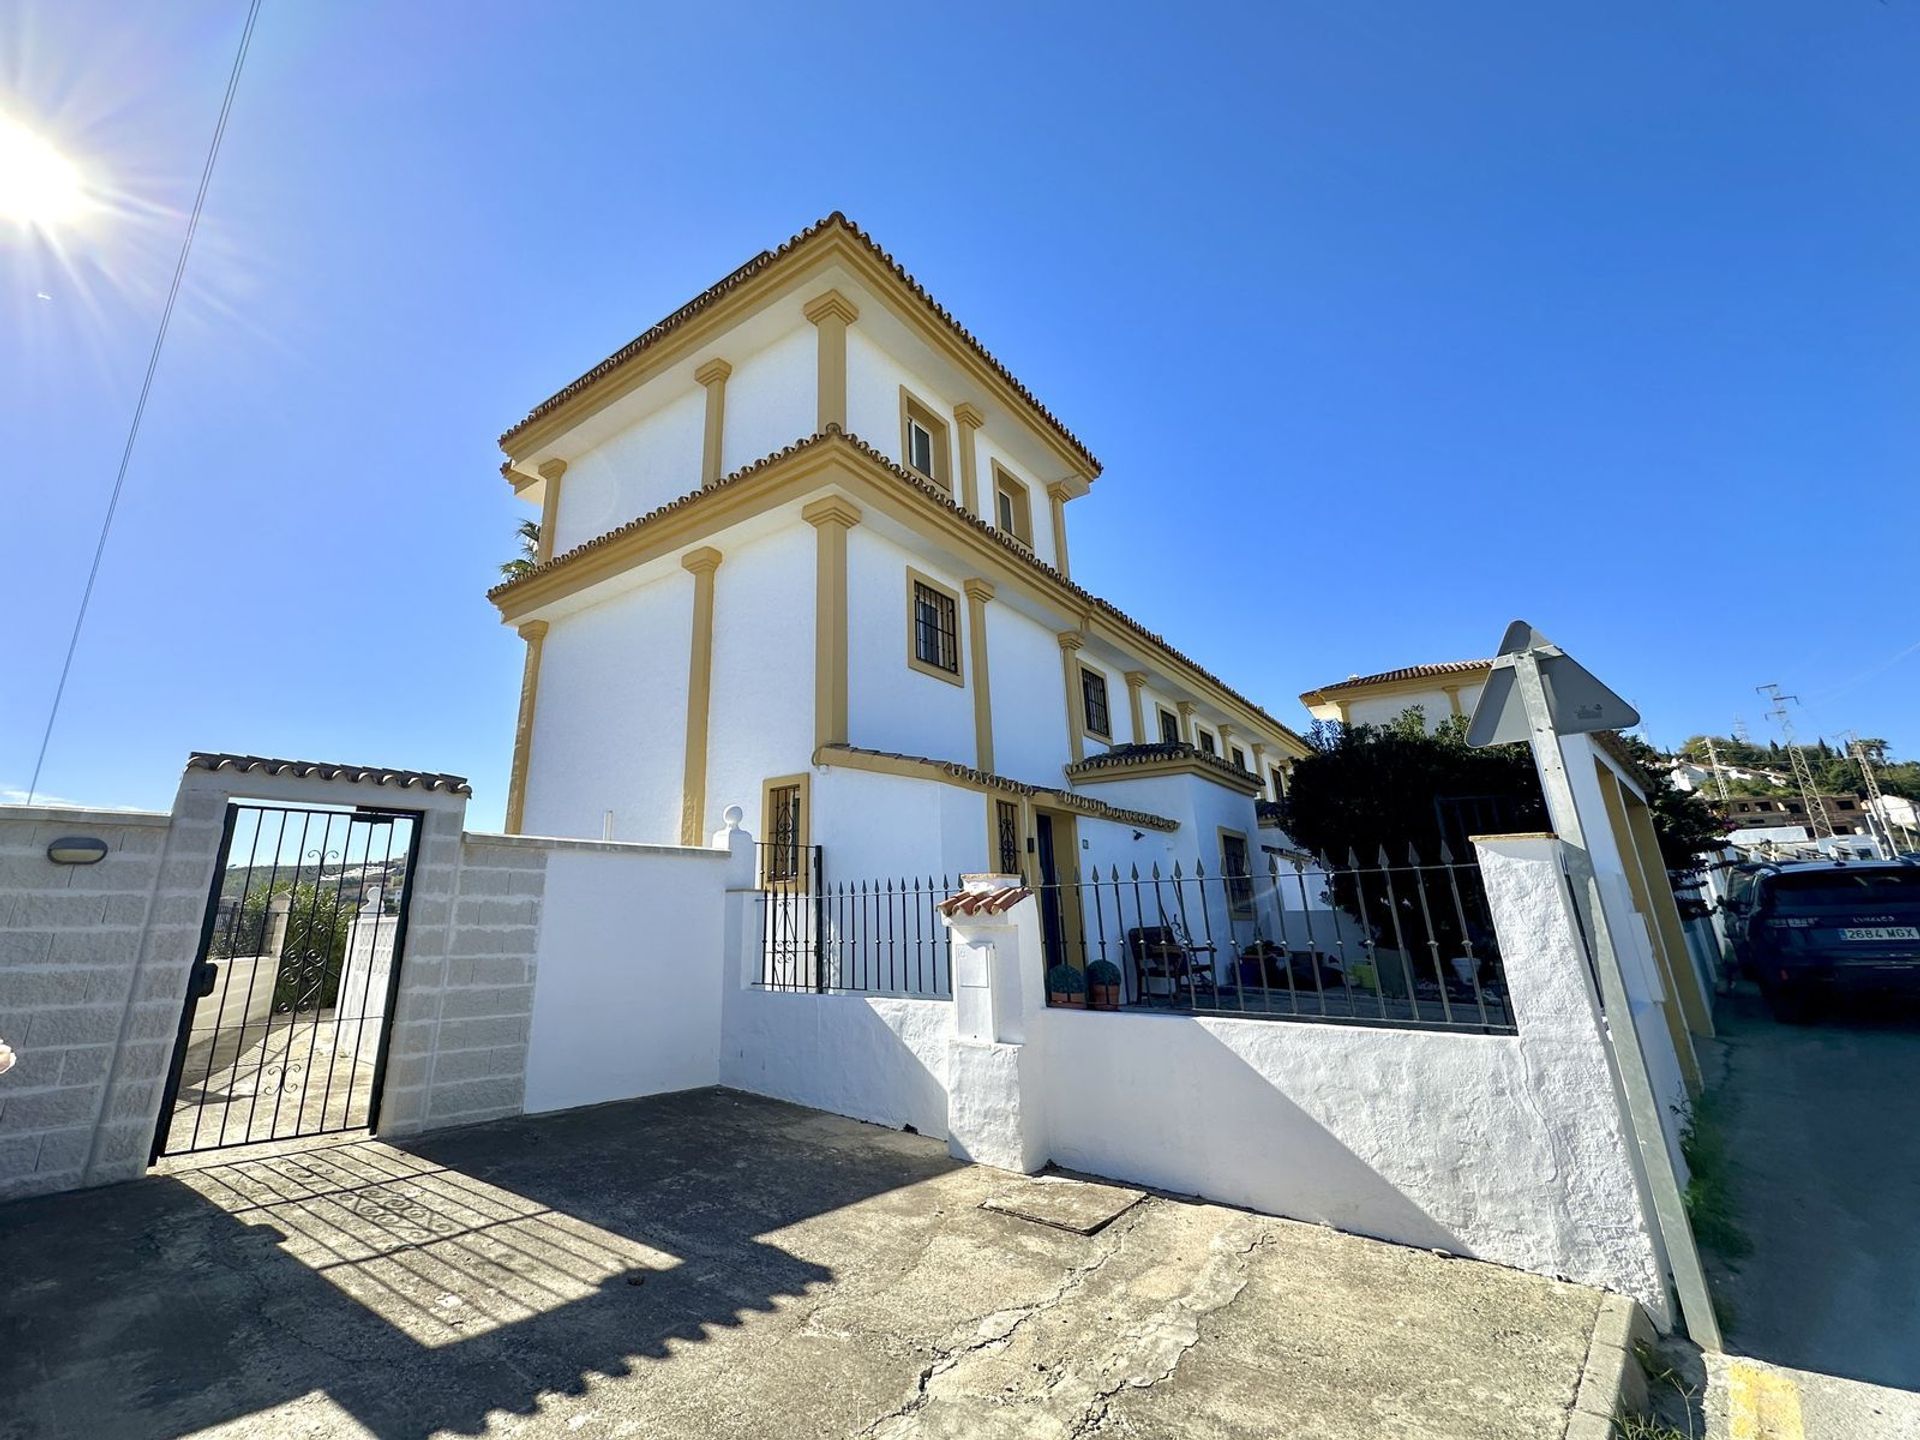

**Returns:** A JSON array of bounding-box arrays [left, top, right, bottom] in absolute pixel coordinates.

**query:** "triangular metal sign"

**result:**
[[1466, 621, 1640, 747]]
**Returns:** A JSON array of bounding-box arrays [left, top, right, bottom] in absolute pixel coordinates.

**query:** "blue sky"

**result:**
[[5, 2, 1918, 827]]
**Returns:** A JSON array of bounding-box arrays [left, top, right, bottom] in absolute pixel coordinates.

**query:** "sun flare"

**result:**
[[0, 114, 86, 229]]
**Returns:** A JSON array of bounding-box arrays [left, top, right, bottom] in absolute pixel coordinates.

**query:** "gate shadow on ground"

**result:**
[[0, 1088, 960, 1440]]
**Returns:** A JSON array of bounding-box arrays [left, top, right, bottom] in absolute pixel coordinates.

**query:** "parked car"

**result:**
[[1725, 859, 1920, 1021]]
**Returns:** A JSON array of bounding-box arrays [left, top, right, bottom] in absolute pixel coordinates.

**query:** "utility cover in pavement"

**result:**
[[982, 1175, 1145, 1234]]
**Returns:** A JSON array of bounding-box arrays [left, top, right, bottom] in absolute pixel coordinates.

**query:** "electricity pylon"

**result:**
[[1757, 684, 1834, 839]]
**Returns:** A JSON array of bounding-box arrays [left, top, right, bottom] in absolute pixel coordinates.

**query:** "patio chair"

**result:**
[[1126, 924, 1218, 1003]]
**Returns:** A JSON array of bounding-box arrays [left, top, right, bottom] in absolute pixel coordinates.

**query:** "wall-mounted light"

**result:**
[[46, 836, 108, 865]]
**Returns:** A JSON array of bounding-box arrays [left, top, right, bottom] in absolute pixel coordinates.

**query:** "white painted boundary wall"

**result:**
[[715, 823, 950, 1136], [521, 838, 732, 1113], [1039, 836, 1666, 1322]]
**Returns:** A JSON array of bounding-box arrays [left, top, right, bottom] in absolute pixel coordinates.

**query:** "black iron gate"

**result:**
[[153, 801, 423, 1160]]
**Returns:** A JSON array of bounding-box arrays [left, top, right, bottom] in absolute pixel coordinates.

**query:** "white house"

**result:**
[[1299, 659, 1493, 731], [490, 214, 1312, 970]]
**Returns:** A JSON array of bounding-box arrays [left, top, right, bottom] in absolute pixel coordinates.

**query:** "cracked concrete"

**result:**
[[0, 1088, 1607, 1438]]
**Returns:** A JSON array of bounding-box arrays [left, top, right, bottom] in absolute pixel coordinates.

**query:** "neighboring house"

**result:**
[[1299, 659, 1493, 731], [488, 214, 1311, 932], [1713, 791, 1871, 837]]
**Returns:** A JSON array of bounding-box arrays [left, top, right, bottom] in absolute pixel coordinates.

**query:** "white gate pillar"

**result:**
[[939, 874, 1048, 1174]]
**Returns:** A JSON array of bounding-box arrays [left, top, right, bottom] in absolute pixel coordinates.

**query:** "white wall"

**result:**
[[1030, 835, 1668, 1320], [523, 573, 692, 843], [847, 527, 978, 765], [522, 842, 731, 1114], [721, 989, 952, 1138], [724, 323, 816, 467], [706, 524, 817, 842], [556, 387, 706, 554], [985, 603, 1073, 787]]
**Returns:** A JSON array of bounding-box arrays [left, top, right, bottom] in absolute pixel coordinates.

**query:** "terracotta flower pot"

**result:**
[[1049, 990, 1086, 1008], [1089, 983, 1121, 1011]]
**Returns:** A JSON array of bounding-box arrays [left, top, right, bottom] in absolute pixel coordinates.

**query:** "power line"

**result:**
[[25, 0, 263, 804]]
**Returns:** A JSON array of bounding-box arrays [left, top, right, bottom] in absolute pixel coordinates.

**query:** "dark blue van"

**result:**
[[1728, 859, 1920, 1021]]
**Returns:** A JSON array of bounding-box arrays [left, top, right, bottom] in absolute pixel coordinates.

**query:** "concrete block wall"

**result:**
[[379, 832, 547, 1136], [0, 807, 172, 1200]]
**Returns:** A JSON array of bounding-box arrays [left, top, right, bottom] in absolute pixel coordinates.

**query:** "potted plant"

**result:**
[[1047, 963, 1087, 1008], [1085, 959, 1123, 1010]]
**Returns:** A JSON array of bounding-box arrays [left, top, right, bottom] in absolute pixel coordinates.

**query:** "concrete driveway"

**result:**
[[0, 1088, 1611, 1439], [1691, 988, 1920, 1438]]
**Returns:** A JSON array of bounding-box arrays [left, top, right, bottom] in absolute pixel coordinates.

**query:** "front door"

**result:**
[[1036, 813, 1067, 970], [152, 800, 423, 1160]]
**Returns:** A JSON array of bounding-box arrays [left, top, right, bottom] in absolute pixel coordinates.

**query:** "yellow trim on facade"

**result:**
[[492, 434, 1309, 760], [1593, 762, 1702, 1094], [812, 743, 1179, 832], [1124, 671, 1148, 744], [964, 578, 995, 773], [534, 459, 567, 564], [1078, 664, 1112, 741], [679, 546, 724, 846], [1176, 701, 1197, 745], [1057, 630, 1087, 764], [803, 289, 859, 432], [504, 619, 550, 834], [695, 358, 731, 488], [499, 225, 1099, 483], [898, 385, 953, 494], [1251, 742, 1269, 798], [952, 401, 984, 516], [802, 494, 860, 747], [1623, 789, 1716, 1039], [990, 462, 1034, 550], [758, 772, 811, 885], [1068, 749, 1265, 796], [1046, 481, 1071, 578], [905, 566, 965, 687]]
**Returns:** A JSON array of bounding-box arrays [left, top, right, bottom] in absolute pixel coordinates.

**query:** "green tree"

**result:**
[[498, 519, 541, 581]]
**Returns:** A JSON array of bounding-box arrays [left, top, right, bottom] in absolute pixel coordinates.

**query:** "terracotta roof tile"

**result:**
[[489, 428, 1307, 751], [1066, 741, 1263, 791], [937, 886, 1033, 918], [500, 213, 1100, 477], [1304, 659, 1494, 699], [187, 753, 472, 796]]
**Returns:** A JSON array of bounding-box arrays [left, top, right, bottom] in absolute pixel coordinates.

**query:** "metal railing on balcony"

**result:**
[[754, 843, 952, 998], [1032, 845, 1515, 1035]]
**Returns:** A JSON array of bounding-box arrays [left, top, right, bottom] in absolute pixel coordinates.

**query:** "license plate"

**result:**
[[1841, 926, 1920, 941]]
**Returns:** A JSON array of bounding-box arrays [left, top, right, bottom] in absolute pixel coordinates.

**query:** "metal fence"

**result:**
[[754, 843, 953, 998], [1032, 845, 1515, 1035]]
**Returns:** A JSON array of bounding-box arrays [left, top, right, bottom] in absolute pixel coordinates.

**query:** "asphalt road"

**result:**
[[1693, 986, 1920, 1438]]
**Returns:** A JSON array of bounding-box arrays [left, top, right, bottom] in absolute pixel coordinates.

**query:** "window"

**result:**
[[906, 569, 962, 684], [992, 464, 1033, 547], [1158, 707, 1182, 746], [1080, 668, 1111, 738], [900, 390, 951, 490], [1269, 766, 1286, 799], [1230, 746, 1248, 771], [1220, 830, 1254, 918], [1198, 729, 1217, 756], [761, 775, 810, 885], [996, 799, 1022, 875]]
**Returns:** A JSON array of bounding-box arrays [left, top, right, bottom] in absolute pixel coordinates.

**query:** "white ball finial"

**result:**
[[723, 805, 744, 829]]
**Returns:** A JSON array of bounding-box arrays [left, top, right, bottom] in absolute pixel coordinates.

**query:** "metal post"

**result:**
[[1510, 649, 1722, 1351]]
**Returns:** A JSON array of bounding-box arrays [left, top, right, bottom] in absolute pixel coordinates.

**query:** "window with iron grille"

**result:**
[[766, 782, 804, 883], [1220, 830, 1253, 917], [910, 578, 960, 678], [1080, 668, 1111, 738], [996, 800, 1021, 875], [1198, 729, 1217, 756], [1231, 746, 1248, 771], [1159, 707, 1182, 745]]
